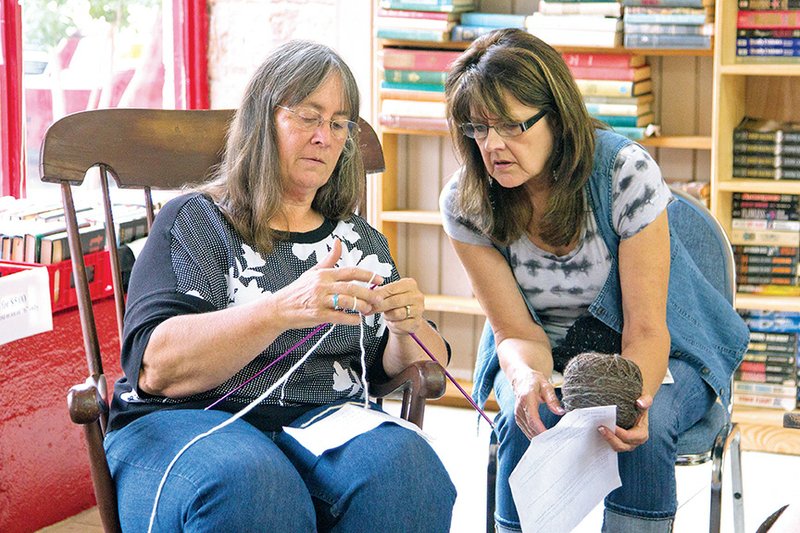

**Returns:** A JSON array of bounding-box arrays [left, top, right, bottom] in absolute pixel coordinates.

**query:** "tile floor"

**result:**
[[40, 403, 800, 533]]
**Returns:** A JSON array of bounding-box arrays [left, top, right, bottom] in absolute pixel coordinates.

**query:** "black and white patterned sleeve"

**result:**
[[610, 144, 672, 240]]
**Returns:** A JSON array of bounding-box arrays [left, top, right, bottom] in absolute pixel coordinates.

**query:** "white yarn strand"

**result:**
[[359, 313, 369, 408], [146, 324, 337, 533]]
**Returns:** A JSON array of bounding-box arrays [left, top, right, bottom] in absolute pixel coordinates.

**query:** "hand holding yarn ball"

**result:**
[[560, 352, 643, 430]]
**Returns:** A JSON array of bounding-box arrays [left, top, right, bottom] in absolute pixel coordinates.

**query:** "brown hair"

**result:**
[[445, 28, 601, 247], [197, 40, 364, 253]]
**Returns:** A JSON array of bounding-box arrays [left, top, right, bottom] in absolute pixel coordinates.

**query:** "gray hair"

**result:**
[[198, 40, 363, 253]]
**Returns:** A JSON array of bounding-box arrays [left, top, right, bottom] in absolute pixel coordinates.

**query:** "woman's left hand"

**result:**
[[372, 278, 425, 335], [597, 394, 652, 453]]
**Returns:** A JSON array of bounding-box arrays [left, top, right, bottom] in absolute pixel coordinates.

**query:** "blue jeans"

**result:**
[[105, 402, 456, 532], [492, 357, 716, 533]]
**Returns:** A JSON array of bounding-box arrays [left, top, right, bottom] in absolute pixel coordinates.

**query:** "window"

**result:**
[[1, 0, 208, 199]]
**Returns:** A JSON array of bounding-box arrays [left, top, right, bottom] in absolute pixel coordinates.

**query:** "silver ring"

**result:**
[[405, 305, 412, 320], [352, 296, 358, 311], [333, 294, 341, 310]]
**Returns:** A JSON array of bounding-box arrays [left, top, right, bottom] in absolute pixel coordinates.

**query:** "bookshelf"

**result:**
[[371, 2, 800, 454], [709, 1, 800, 453]]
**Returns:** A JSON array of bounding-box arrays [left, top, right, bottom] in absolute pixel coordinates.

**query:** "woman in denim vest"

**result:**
[[439, 29, 748, 532]]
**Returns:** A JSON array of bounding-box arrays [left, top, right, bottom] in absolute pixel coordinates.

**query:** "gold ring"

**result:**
[[405, 305, 412, 319]]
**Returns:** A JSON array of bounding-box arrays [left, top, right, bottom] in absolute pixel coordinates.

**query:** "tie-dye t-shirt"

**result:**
[[109, 193, 400, 432], [440, 143, 672, 346]]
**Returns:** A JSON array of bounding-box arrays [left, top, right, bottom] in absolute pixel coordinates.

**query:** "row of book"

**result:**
[[730, 191, 800, 296], [379, 47, 658, 140], [733, 116, 800, 180], [734, 310, 800, 411], [0, 200, 148, 265], [736, 3, 800, 61], [377, 0, 716, 50]]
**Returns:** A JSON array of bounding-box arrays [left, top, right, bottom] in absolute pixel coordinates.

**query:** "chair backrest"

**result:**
[[667, 186, 736, 305], [40, 108, 385, 395]]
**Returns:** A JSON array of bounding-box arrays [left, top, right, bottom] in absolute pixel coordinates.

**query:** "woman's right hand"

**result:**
[[509, 366, 564, 439], [271, 239, 383, 329]]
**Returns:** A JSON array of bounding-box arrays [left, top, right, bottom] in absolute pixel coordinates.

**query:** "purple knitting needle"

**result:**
[[410, 332, 495, 429]]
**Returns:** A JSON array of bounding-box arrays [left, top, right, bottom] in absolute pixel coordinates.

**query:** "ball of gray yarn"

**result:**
[[561, 352, 643, 430]]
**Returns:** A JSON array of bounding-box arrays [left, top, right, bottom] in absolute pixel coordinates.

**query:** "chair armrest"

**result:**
[[67, 377, 108, 425], [371, 360, 446, 400]]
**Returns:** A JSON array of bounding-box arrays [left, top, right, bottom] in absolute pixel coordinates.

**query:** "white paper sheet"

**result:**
[[509, 405, 622, 533], [0, 266, 53, 345], [283, 403, 432, 456]]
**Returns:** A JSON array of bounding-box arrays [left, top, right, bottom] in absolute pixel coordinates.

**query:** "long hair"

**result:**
[[197, 40, 364, 253], [445, 29, 600, 247]]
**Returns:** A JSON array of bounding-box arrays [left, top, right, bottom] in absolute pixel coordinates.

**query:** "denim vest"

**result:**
[[473, 129, 749, 409]]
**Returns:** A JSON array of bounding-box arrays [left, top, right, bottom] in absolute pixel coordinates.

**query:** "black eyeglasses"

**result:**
[[460, 108, 548, 140], [276, 105, 359, 141]]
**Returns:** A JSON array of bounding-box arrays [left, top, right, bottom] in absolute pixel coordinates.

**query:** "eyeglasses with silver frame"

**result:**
[[460, 108, 548, 140], [276, 105, 359, 141]]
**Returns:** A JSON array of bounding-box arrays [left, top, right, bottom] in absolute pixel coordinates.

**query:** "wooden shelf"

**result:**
[[425, 294, 484, 315], [640, 135, 711, 150], [735, 294, 800, 313], [717, 180, 800, 195], [720, 64, 800, 77], [732, 406, 800, 455], [381, 209, 441, 225]]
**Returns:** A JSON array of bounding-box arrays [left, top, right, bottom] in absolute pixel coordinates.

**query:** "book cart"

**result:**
[[710, 1, 800, 454], [370, 0, 800, 455]]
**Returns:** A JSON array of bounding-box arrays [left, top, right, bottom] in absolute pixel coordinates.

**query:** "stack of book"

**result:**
[[450, 11, 526, 42], [736, 2, 800, 61], [379, 47, 461, 132], [735, 312, 800, 411], [0, 200, 148, 264], [730, 191, 800, 297], [622, 0, 714, 49], [526, 1, 624, 48], [733, 116, 800, 181], [562, 51, 657, 140], [735, 330, 798, 410], [376, 0, 476, 42]]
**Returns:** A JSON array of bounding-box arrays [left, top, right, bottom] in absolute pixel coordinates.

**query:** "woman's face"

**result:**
[[275, 73, 351, 201], [471, 91, 554, 190]]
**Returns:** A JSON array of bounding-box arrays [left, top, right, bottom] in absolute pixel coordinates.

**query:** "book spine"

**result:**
[[379, 0, 474, 12], [734, 154, 800, 167], [561, 52, 641, 68], [732, 219, 800, 232], [380, 80, 446, 92], [623, 13, 709, 24], [737, 46, 800, 57], [624, 22, 713, 35], [383, 69, 447, 85], [584, 102, 643, 116], [377, 16, 455, 31], [459, 12, 526, 28], [734, 381, 797, 397], [376, 28, 449, 41], [737, 264, 798, 276], [624, 32, 711, 48], [733, 393, 796, 410], [538, 1, 622, 16], [737, 10, 800, 29], [623, 0, 707, 6], [737, 28, 800, 38], [378, 114, 449, 132], [377, 8, 453, 20], [568, 65, 643, 81], [450, 24, 499, 42], [594, 114, 652, 127], [733, 166, 800, 179], [733, 192, 799, 202], [380, 49, 461, 71], [575, 78, 636, 97], [730, 228, 800, 247], [738, 284, 800, 295], [734, 129, 800, 144], [734, 142, 800, 156], [739, 0, 800, 8]]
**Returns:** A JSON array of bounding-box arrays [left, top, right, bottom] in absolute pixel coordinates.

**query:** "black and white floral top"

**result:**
[[109, 193, 400, 432]]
